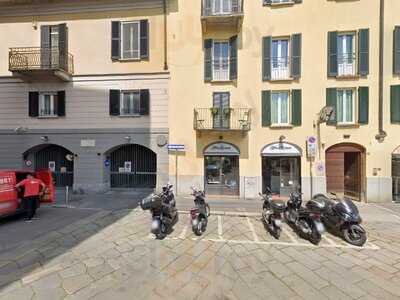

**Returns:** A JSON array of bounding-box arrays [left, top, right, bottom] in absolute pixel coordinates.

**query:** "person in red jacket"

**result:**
[[16, 174, 46, 222]]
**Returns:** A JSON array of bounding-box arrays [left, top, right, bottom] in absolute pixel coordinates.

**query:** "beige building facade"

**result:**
[[168, 0, 400, 202]]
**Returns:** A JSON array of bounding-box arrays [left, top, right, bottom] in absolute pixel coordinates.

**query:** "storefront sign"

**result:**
[[261, 142, 301, 157], [168, 144, 185, 152], [81, 139, 96, 147], [307, 136, 317, 158], [204, 142, 240, 156]]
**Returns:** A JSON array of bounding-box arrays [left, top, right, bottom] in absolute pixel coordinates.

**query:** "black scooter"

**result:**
[[190, 187, 210, 236], [260, 188, 286, 239], [141, 184, 179, 239], [285, 192, 325, 245], [313, 193, 367, 246]]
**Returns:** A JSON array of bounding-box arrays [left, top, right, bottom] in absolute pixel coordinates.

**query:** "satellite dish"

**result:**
[[318, 106, 335, 124], [66, 154, 74, 161]]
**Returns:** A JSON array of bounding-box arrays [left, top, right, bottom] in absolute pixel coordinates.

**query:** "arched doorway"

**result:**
[[107, 144, 157, 188], [326, 143, 365, 201], [393, 146, 400, 202], [204, 142, 240, 196], [23, 144, 74, 187], [261, 142, 302, 196]]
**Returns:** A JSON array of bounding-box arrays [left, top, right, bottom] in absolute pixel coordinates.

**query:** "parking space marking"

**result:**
[[246, 217, 259, 242], [282, 227, 299, 244], [322, 235, 338, 246], [179, 225, 188, 239], [218, 215, 223, 240]]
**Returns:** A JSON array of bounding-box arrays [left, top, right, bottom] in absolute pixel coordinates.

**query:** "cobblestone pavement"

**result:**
[[0, 204, 400, 300]]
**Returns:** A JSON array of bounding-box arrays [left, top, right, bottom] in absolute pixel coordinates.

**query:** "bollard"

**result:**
[[65, 186, 69, 207]]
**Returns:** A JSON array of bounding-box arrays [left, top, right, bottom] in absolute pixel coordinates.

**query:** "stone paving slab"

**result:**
[[0, 205, 399, 299]]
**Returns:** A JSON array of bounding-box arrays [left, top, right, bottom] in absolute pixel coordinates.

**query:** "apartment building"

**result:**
[[0, 0, 170, 192], [168, 0, 400, 202]]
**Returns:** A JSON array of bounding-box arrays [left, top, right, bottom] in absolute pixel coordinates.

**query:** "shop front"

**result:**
[[393, 147, 400, 202], [261, 142, 301, 196], [204, 142, 240, 196]]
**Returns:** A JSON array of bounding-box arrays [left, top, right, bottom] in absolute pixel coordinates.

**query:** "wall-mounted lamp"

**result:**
[[41, 136, 49, 142], [279, 135, 286, 143], [124, 136, 131, 142]]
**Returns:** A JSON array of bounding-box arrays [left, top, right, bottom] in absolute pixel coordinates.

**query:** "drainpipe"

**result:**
[[163, 0, 168, 70], [376, 0, 387, 142]]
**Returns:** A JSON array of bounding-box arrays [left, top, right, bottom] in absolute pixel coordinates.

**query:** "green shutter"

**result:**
[[204, 39, 212, 82], [391, 85, 400, 123], [326, 88, 337, 125], [291, 34, 301, 79], [358, 87, 369, 124], [291, 89, 302, 126], [262, 90, 271, 127], [262, 36, 271, 81], [229, 35, 238, 80], [358, 29, 369, 76], [328, 31, 338, 77], [394, 27, 400, 75]]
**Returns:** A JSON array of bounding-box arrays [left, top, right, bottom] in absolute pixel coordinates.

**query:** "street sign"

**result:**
[[168, 144, 185, 151], [307, 136, 317, 158]]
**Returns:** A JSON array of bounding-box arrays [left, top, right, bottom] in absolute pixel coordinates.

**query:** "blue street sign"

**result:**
[[168, 144, 185, 151]]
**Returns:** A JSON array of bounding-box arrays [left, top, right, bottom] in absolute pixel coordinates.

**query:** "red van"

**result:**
[[0, 169, 55, 217]]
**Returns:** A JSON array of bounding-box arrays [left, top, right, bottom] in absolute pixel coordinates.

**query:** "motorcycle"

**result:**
[[285, 191, 325, 245], [260, 188, 286, 239], [190, 187, 210, 236], [313, 193, 367, 246], [140, 184, 179, 239]]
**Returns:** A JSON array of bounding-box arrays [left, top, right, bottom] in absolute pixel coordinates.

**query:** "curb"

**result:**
[[178, 210, 260, 218]]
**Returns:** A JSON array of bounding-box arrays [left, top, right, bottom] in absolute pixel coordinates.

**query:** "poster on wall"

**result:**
[[124, 161, 132, 173], [48, 161, 56, 172]]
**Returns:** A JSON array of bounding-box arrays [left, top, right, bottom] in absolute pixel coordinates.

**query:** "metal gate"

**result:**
[[34, 145, 74, 187], [110, 144, 157, 188]]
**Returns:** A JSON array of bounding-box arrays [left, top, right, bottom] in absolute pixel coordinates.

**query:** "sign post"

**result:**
[[307, 136, 317, 200], [168, 144, 185, 195]]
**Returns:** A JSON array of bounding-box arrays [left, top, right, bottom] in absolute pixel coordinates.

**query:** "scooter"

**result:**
[[190, 187, 210, 236], [313, 193, 367, 246], [285, 192, 325, 245], [141, 184, 179, 239], [260, 188, 286, 239]]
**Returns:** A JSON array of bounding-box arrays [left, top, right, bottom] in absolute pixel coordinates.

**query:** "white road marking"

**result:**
[[246, 217, 259, 242], [282, 227, 299, 244], [370, 204, 400, 221], [179, 225, 188, 239], [218, 215, 223, 239], [322, 235, 339, 246]]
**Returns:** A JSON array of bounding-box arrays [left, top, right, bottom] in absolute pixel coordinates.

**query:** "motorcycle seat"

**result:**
[[270, 200, 286, 212]]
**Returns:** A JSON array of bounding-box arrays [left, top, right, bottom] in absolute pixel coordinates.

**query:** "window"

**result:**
[[39, 93, 57, 117], [271, 91, 289, 125], [213, 0, 231, 14], [337, 89, 355, 124], [271, 39, 290, 80], [120, 91, 141, 116], [271, 0, 292, 3], [213, 41, 230, 81], [121, 21, 140, 59], [337, 33, 356, 76]]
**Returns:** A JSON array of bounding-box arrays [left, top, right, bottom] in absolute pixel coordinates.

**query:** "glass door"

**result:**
[[205, 155, 239, 195], [393, 155, 400, 202], [213, 92, 230, 129]]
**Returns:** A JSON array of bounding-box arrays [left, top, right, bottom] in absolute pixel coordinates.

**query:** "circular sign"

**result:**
[[104, 159, 111, 167], [308, 136, 316, 144], [25, 160, 32, 167]]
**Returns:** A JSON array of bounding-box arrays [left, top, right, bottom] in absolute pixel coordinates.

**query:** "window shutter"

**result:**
[[328, 31, 338, 77], [358, 29, 369, 76], [291, 89, 302, 126], [391, 85, 400, 123], [358, 87, 369, 124], [262, 36, 271, 81], [140, 20, 149, 59], [111, 21, 121, 60], [204, 39, 213, 82], [57, 91, 66, 117], [326, 88, 337, 125], [40, 25, 51, 68], [229, 35, 238, 81], [262, 90, 271, 127], [29, 92, 39, 117], [394, 26, 400, 75], [291, 34, 302, 79], [140, 89, 150, 116], [109, 90, 120, 116], [58, 24, 68, 70]]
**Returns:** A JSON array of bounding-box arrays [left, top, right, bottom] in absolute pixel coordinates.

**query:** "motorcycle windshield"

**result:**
[[335, 199, 360, 219]]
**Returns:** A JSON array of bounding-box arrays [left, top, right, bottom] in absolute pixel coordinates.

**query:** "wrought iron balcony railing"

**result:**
[[202, 0, 244, 17], [271, 56, 290, 80], [337, 53, 356, 77], [194, 107, 251, 131], [9, 47, 74, 75]]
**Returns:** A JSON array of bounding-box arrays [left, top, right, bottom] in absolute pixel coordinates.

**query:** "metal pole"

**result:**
[[175, 150, 178, 196], [310, 159, 313, 200], [65, 186, 69, 207]]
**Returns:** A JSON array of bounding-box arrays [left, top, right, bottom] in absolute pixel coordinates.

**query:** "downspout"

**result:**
[[376, 0, 387, 142], [163, 0, 168, 70]]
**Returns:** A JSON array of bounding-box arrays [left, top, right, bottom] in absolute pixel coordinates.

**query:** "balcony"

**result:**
[[201, 0, 244, 33], [337, 53, 356, 77], [271, 57, 290, 81], [194, 107, 251, 132], [9, 47, 74, 82]]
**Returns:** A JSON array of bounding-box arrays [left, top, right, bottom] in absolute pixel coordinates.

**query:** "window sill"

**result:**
[[269, 77, 295, 82], [335, 74, 359, 80], [117, 114, 143, 118], [270, 1, 295, 7], [37, 115, 59, 119], [210, 79, 234, 83], [113, 58, 142, 62], [270, 124, 293, 129], [336, 123, 360, 129]]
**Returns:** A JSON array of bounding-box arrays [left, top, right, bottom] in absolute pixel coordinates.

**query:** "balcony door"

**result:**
[[271, 39, 289, 80], [213, 0, 232, 14], [41, 24, 67, 70], [213, 41, 230, 81], [213, 92, 230, 129], [337, 34, 355, 76]]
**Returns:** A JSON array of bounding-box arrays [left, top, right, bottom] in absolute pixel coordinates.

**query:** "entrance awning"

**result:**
[[204, 142, 240, 156], [261, 142, 302, 157]]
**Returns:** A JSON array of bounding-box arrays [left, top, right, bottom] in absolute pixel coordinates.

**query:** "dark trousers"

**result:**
[[24, 196, 38, 220]]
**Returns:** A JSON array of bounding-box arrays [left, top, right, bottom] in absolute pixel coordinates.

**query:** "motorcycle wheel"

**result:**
[[193, 219, 203, 236], [205, 204, 211, 217], [267, 215, 281, 240], [309, 223, 322, 245], [342, 224, 367, 247]]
